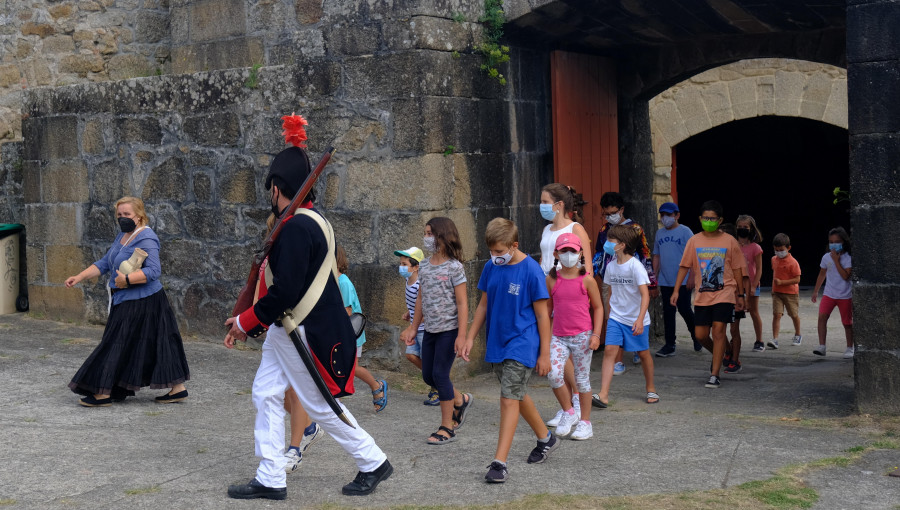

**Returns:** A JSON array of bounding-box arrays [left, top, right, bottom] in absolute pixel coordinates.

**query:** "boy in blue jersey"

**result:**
[[458, 218, 556, 484]]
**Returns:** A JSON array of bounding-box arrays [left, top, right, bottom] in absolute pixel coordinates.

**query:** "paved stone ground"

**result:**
[[1, 291, 898, 509]]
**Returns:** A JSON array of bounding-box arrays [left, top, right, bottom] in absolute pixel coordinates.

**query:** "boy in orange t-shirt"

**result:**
[[670, 200, 747, 389], [768, 233, 802, 349]]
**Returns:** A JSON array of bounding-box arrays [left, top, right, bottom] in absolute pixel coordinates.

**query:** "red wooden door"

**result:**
[[550, 51, 619, 240]]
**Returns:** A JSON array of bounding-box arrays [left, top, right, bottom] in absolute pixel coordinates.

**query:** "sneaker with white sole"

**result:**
[[813, 344, 826, 356], [705, 375, 721, 388], [545, 409, 565, 427], [752, 341, 765, 352], [570, 420, 593, 441], [843, 347, 855, 359], [526, 434, 559, 464], [571, 394, 581, 414], [767, 339, 779, 350], [613, 362, 626, 376], [792, 335, 802, 346], [299, 422, 323, 453], [485, 461, 508, 483], [655, 345, 676, 357], [554, 411, 579, 438], [284, 447, 302, 473]]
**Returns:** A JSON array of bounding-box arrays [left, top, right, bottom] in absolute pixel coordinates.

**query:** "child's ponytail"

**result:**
[[549, 258, 559, 279]]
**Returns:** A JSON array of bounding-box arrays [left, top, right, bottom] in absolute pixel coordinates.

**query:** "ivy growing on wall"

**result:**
[[477, 0, 510, 85]]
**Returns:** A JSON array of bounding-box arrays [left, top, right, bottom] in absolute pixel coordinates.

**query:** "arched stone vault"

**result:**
[[648, 59, 847, 201]]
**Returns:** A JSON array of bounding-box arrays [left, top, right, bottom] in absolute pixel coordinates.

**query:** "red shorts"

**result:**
[[819, 295, 852, 326]]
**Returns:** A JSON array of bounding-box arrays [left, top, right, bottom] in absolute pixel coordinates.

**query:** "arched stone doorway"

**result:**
[[649, 59, 847, 205]]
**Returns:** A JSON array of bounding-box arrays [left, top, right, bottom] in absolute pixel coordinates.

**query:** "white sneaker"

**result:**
[[843, 347, 855, 359], [546, 408, 565, 427], [571, 394, 581, 414], [299, 422, 323, 453], [792, 335, 802, 346], [813, 344, 826, 356], [284, 447, 302, 473], [570, 420, 593, 441], [554, 411, 579, 438]]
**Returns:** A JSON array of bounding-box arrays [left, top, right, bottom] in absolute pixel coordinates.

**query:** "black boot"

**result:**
[[341, 460, 393, 496], [227, 478, 287, 500]]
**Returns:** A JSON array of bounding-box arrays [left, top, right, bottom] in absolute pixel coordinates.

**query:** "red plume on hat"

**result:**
[[281, 113, 308, 148]]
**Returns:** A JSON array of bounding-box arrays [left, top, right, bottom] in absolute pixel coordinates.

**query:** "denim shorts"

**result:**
[[492, 359, 532, 401], [405, 329, 425, 357]]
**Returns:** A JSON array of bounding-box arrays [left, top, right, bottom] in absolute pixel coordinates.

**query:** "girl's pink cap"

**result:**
[[555, 233, 582, 251]]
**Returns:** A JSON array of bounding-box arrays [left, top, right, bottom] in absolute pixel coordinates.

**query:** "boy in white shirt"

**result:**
[[592, 224, 658, 408]]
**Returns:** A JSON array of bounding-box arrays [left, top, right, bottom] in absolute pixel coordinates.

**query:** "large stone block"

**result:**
[[108, 55, 153, 81], [393, 97, 506, 154], [135, 11, 169, 43], [329, 211, 375, 264], [22, 160, 40, 204], [847, 1, 900, 64], [84, 204, 116, 244], [855, 349, 900, 414], [142, 157, 188, 202], [148, 202, 185, 238], [25, 204, 83, 245], [848, 61, 900, 134], [159, 238, 210, 279], [728, 78, 758, 121], [822, 78, 848, 129], [377, 211, 429, 263], [851, 205, 900, 283], [409, 15, 473, 51], [115, 117, 162, 145], [349, 264, 407, 324], [22, 116, 80, 161], [59, 54, 105, 76], [342, 155, 454, 211], [325, 21, 382, 56], [774, 70, 806, 117], [182, 205, 239, 241], [296, 0, 324, 24], [82, 118, 105, 155], [26, 245, 44, 284], [45, 245, 91, 284], [91, 159, 133, 204], [28, 284, 85, 322], [171, 38, 264, 75], [218, 154, 258, 204], [184, 112, 241, 147], [850, 133, 900, 204], [465, 153, 508, 210], [852, 284, 900, 351], [42, 160, 89, 203], [648, 100, 687, 146], [190, 0, 246, 42]]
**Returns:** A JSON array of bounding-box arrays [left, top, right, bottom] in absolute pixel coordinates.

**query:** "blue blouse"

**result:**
[[93, 228, 164, 306]]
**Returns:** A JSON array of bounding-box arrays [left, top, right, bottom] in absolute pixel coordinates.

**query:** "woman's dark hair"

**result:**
[[828, 226, 851, 254], [426, 217, 464, 262], [542, 183, 585, 224]]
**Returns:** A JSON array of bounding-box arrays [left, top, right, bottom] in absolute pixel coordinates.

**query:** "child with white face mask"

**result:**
[[544, 233, 604, 440]]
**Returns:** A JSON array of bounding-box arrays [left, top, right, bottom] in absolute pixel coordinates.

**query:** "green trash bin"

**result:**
[[0, 223, 26, 314]]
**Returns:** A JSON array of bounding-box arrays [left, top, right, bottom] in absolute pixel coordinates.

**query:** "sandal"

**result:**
[[451, 393, 473, 430], [591, 393, 608, 409], [426, 425, 457, 445], [372, 380, 388, 413], [646, 392, 660, 404]]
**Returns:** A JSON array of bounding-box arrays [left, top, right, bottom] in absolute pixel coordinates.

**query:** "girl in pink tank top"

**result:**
[[544, 233, 604, 440]]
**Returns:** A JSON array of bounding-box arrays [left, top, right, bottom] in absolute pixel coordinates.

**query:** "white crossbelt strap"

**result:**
[[264, 209, 339, 325]]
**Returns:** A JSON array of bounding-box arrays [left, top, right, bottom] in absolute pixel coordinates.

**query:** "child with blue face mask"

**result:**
[[394, 246, 439, 405], [811, 227, 854, 358]]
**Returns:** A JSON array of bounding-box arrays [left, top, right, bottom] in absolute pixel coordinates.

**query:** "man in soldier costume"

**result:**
[[224, 145, 392, 500]]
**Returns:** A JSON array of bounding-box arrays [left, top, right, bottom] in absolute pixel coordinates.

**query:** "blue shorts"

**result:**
[[405, 329, 425, 357], [605, 318, 650, 352]]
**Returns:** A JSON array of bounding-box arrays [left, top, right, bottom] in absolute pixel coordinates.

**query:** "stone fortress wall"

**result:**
[[6, 0, 552, 373]]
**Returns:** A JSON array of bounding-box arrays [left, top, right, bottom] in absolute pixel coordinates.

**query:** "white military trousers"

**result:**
[[252, 324, 387, 488]]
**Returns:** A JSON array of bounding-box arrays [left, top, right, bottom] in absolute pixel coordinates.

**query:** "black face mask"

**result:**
[[736, 228, 751, 239], [270, 189, 281, 216], [118, 217, 136, 233]]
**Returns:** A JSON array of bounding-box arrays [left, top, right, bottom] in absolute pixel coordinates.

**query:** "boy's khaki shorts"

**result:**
[[772, 292, 800, 318], [492, 359, 532, 401]]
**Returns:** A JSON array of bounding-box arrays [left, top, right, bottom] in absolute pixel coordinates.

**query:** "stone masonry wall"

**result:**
[[0, 0, 171, 143]]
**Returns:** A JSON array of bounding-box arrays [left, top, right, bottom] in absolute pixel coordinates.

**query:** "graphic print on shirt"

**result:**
[[696, 247, 726, 292], [508, 282, 521, 296]]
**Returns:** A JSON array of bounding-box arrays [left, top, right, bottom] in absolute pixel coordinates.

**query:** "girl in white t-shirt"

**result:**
[[538, 183, 593, 426], [811, 227, 853, 358]]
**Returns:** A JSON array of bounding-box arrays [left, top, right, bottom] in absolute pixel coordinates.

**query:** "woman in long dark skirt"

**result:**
[[64, 196, 190, 407]]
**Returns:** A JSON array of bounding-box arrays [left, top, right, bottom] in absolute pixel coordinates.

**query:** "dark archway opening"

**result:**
[[675, 116, 850, 287]]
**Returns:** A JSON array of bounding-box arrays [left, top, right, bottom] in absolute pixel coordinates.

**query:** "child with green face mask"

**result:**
[[669, 200, 748, 389]]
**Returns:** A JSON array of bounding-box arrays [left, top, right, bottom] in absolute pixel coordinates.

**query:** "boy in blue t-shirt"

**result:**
[[458, 218, 556, 484], [651, 202, 699, 356]]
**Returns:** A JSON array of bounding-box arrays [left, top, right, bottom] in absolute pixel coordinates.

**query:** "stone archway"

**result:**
[[649, 58, 847, 202]]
